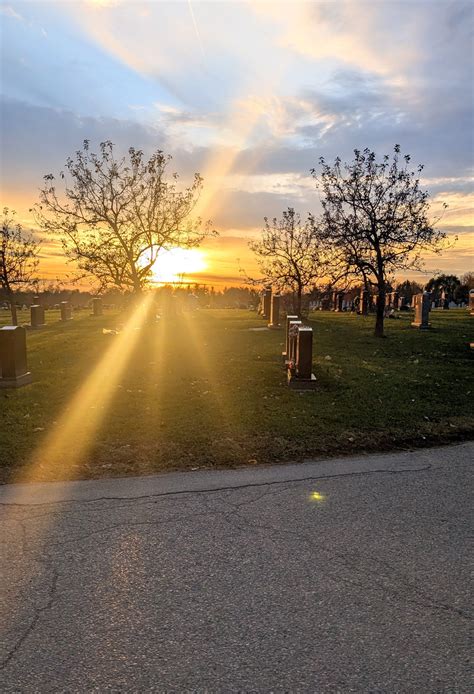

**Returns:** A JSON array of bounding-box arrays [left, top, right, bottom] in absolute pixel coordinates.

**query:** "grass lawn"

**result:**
[[0, 306, 473, 483]]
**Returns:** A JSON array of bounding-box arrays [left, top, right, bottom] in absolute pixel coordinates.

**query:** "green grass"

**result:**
[[0, 307, 473, 483]]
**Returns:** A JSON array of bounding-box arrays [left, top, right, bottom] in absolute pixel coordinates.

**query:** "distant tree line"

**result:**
[[0, 283, 261, 312]]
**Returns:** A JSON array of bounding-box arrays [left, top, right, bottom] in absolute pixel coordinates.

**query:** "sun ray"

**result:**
[[4, 294, 155, 499], [178, 309, 241, 444]]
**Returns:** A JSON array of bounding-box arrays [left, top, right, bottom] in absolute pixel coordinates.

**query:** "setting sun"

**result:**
[[150, 247, 207, 284]]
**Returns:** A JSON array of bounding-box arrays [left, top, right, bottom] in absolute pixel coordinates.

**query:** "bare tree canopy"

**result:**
[[1, 207, 40, 325], [249, 207, 328, 315], [312, 145, 449, 336], [33, 140, 213, 293]]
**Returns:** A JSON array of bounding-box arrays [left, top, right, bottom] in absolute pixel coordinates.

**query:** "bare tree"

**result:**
[[33, 141, 212, 294], [0, 208, 40, 325], [248, 207, 328, 315], [312, 146, 449, 336], [461, 272, 474, 290]]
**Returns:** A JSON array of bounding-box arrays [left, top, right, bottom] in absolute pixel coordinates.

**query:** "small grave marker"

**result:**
[[30, 305, 45, 329], [262, 287, 272, 320], [0, 326, 32, 388], [333, 291, 344, 312], [268, 294, 281, 329], [91, 297, 103, 316], [283, 314, 298, 361], [288, 326, 317, 389], [287, 319, 302, 366], [60, 301, 73, 321], [411, 292, 431, 329]]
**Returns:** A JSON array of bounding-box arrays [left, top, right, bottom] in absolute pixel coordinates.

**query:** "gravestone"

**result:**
[[91, 297, 103, 316], [334, 291, 344, 312], [392, 291, 399, 310], [262, 287, 272, 320], [469, 289, 474, 315], [60, 301, 73, 321], [0, 326, 32, 388], [288, 326, 317, 389], [320, 297, 331, 311], [187, 293, 199, 312], [360, 289, 369, 315], [30, 305, 45, 329], [440, 290, 449, 310], [411, 292, 431, 329], [287, 319, 302, 366], [268, 294, 281, 329], [32, 295, 40, 305], [283, 314, 298, 361]]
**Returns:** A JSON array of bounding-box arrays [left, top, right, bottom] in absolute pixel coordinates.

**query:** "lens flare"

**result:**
[[310, 491, 326, 502]]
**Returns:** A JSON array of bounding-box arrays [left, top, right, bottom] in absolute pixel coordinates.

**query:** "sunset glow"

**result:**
[[1, 1, 473, 284], [150, 247, 208, 284]]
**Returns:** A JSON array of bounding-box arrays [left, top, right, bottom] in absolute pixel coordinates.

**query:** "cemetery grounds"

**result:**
[[0, 306, 473, 483]]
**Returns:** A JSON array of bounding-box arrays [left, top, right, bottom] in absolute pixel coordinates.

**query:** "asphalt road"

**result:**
[[1, 443, 472, 692]]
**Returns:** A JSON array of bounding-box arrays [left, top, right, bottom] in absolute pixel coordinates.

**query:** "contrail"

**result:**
[[188, 0, 205, 60]]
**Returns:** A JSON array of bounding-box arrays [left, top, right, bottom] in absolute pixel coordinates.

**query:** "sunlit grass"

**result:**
[[0, 307, 472, 483], [2, 297, 153, 490]]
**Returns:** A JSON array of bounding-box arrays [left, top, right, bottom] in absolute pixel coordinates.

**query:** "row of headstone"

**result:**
[[325, 289, 411, 314], [0, 297, 104, 388], [385, 291, 400, 309], [28, 298, 102, 328], [259, 287, 283, 329]]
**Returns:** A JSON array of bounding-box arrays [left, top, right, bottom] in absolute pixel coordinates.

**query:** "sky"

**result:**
[[1, 0, 473, 288]]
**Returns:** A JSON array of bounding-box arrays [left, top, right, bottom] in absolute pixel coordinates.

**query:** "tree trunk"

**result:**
[[375, 287, 385, 337], [297, 285, 302, 317]]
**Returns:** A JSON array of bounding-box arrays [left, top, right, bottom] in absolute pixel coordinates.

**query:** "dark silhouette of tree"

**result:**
[[33, 141, 212, 294], [395, 279, 424, 304], [248, 207, 329, 315], [1, 208, 40, 325], [461, 272, 474, 289], [457, 272, 474, 303], [312, 145, 449, 336], [425, 274, 461, 304]]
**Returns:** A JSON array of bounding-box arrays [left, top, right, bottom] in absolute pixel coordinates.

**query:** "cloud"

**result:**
[[0, 5, 23, 21], [0, 98, 166, 203], [251, 0, 419, 78]]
